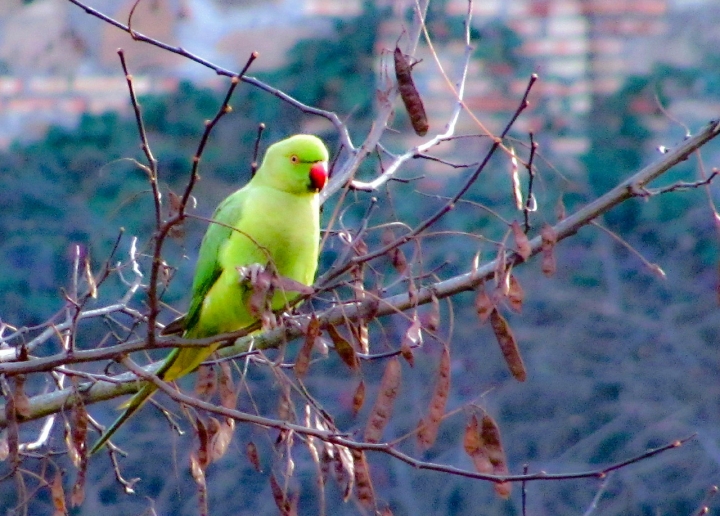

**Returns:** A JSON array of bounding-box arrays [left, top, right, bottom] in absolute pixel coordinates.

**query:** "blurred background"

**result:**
[[1, 0, 720, 514]]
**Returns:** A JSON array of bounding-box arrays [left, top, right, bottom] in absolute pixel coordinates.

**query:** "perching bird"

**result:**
[[90, 134, 329, 454]]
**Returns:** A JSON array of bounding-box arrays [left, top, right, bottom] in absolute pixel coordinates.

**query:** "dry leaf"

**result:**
[[417, 346, 450, 450], [511, 221, 531, 261], [364, 358, 402, 443], [507, 275, 524, 313], [295, 315, 320, 378], [327, 324, 359, 372], [352, 380, 366, 417], [475, 283, 494, 324], [540, 223, 557, 277], [490, 309, 526, 382], [352, 449, 376, 510]]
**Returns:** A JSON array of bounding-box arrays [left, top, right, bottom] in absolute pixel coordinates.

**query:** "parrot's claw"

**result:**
[[237, 263, 266, 285]]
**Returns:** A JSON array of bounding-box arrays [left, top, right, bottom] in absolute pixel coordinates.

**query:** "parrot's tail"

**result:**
[[90, 348, 182, 455], [89, 381, 158, 455]]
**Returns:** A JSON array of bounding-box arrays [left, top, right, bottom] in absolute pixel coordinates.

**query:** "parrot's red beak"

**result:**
[[309, 162, 328, 192]]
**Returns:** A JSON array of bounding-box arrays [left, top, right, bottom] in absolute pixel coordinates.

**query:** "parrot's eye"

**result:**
[[290, 155, 299, 164]]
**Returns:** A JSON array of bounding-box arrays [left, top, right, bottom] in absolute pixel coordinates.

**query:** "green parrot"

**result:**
[[90, 134, 329, 454]]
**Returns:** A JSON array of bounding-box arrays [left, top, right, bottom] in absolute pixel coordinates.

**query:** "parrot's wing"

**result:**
[[184, 188, 246, 334], [89, 190, 247, 455]]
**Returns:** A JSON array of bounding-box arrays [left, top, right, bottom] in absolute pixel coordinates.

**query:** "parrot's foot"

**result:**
[[237, 263, 267, 285]]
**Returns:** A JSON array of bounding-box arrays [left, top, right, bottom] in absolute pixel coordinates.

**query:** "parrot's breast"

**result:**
[[198, 185, 320, 337]]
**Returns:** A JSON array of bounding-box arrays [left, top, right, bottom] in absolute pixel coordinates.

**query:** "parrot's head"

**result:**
[[256, 134, 329, 195]]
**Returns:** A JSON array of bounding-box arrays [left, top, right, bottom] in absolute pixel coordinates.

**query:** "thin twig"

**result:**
[[523, 132, 538, 232]]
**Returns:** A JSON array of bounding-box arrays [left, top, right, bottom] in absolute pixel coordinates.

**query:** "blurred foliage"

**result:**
[[272, 0, 387, 143]]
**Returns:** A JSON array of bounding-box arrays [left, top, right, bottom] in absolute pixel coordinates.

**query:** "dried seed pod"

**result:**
[[328, 324, 359, 371], [295, 315, 320, 378], [511, 220, 531, 261], [51, 470, 67, 515], [399, 340, 415, 368], [352, 380, 366, 417], [417, 345, 451, 449], [463, 414, 492, 474], [507, 275, 524, 313], [540, 223, 558, 277], [195, 417, 211, 471], [489, 309, 526, 382], [269, 473, 296, 516], [400, 316, 422, 367], [464, 413, 511, 497], [194, 365, 216, 397], [246, 441, 261, 472], [66, 397, 89, 506], [427, 294, 441, 332], [364, 358, 402, 443], [208, 417, 234, 462], [352, 449, 376, 510], [218, 361, 237, 410], [481, 414, 511, 499], [475, 282, 494, 324], [394, 45, 429, 136]]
